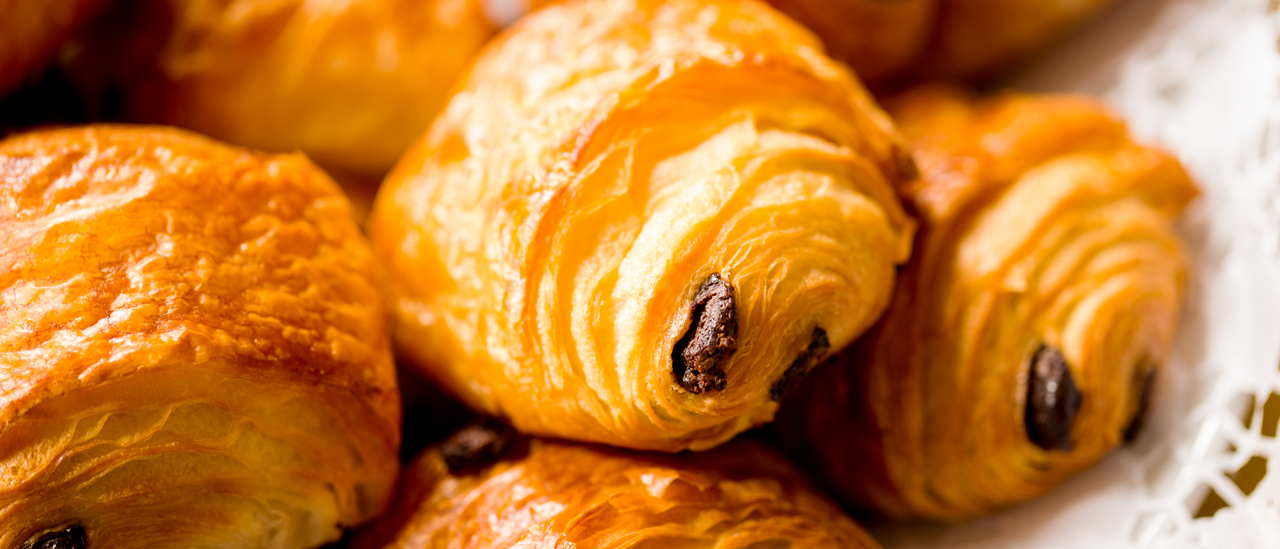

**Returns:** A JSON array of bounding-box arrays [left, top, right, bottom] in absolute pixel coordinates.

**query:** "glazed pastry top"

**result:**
[[781, 86, 1198, 521], [371, 0, 915, 452], [353, 429, 882, 549], [125, 0, 500, 176], [0, 125, 399, 428]]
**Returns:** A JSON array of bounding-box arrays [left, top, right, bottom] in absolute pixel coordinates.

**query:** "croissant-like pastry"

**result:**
[[369, 0, 915, 452], [0, 0, 108, 93], [917, 0, 1119, 81], [0, 125, 401, 547], [122, 0, 500, 177], [778, 86, 1197, 521], [351, 422, 881, 549], [758, 0, 935, 85], [763, 0, 1117, 86]]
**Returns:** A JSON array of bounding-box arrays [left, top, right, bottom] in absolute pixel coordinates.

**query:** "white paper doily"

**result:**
[[877, 0, 1280, 546]]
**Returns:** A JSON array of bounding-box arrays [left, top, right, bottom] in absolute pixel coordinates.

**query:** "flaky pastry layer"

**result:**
[[780, 86, 1198, 521], [0, 125, 400, 547], [370, 0, 915, 452], [352, 433, 880, 549], [125, 0, 500, 176]]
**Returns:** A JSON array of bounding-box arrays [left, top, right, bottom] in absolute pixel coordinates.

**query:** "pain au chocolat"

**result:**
[[121, 0, 501, 177], [369, 0, 915, 453], [780, 86, 1197, 521], [762, 0, 1119, 86], [0, 125, 400, 548], [351, 422, 881, 549]]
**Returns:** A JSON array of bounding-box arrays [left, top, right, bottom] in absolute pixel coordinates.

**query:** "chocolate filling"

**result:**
[[672, 273, 737, 394], [770, 327, 830, 402], [1024, 344, 1084, 452], [1124, 369, 1157, 443], [20, 525, 86, 549], [440, 419, 519, 475]]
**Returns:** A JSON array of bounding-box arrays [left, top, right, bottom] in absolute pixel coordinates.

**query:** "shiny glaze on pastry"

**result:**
[[369, 0, 915, 452], [124, 0, 500, 177], [763, 0, 1118, 86], [779, 86, 1197, 521], [0, 0, 108, 93], [0, 125, 401, 548], [351, 423, 881, 549]]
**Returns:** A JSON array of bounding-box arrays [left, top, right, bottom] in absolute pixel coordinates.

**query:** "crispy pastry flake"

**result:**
[[370, 0, 915, 452], [780, 86, 1197, 521], [352, 436, 881, 549], [0, 125, 401, 548], [123, 0, 500, 177]]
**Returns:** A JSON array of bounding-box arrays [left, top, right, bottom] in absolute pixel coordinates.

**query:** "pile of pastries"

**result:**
[[0, 0, 1197, 547]]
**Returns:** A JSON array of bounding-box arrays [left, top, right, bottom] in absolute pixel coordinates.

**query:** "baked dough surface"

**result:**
[[126, 0, 500, 176], [780, 86, 1197, 521], [764, 0, 1119, 86], [371, 0, 915, 452], [0, 125, 400, 548], [353, 431, 882, 549]]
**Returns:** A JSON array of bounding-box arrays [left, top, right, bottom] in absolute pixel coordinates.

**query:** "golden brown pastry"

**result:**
[[918, 0, 1119, 81], [0, 125, 401, 548], [759, 0, 935, 86], [370, 0, 916, 452], [763, 0, 1118, 86], [0, 0, 109, 93], [123, 0, 501, 177], [351, 422, 882, 549], [778, 85, 1197, 521]]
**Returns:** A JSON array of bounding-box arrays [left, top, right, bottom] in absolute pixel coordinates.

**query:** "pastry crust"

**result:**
[[763, 0, 1118, 86], [125, 0, 500, 177], [0, 0, 108, 93], [0, 125, 401, 548], [761, 0, 935, 85], [780, 86, 1197, 521], [915, 0, 1118, 81], [370, 0, 915, 452], [351, 427, 881, 549]]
